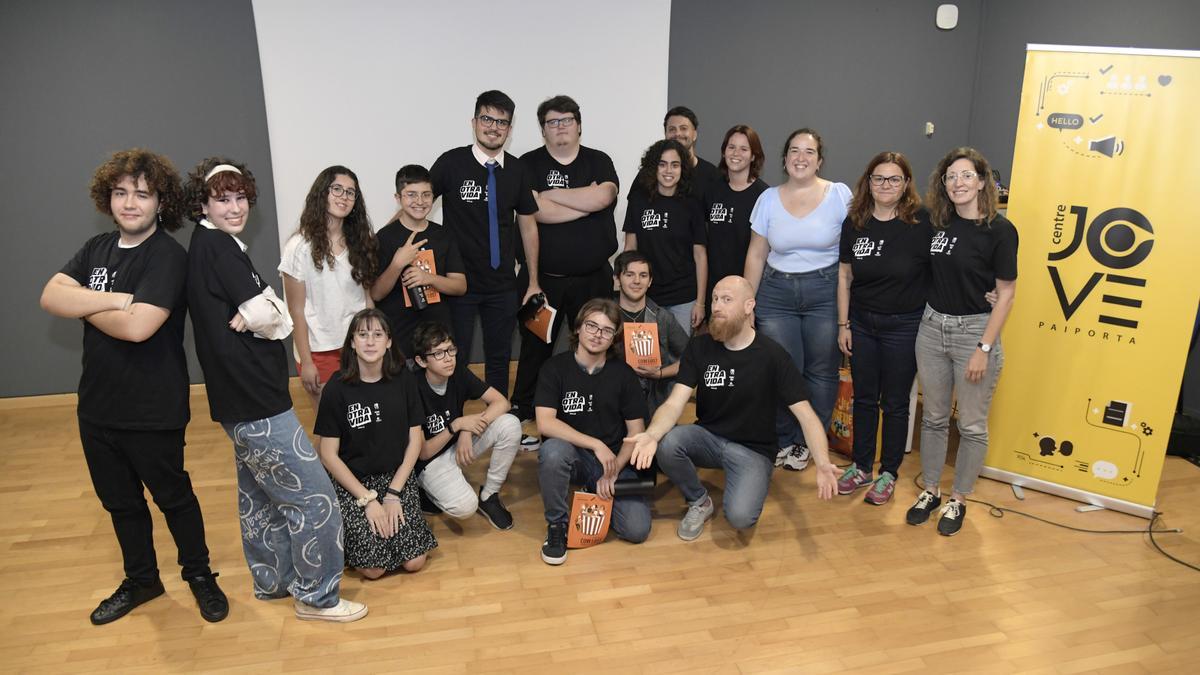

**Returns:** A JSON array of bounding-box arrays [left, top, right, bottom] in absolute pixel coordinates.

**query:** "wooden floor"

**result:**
[[2, 372, 1198, 674]]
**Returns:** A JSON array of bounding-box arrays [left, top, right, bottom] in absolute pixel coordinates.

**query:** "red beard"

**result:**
[[708, 312, 746, 342]]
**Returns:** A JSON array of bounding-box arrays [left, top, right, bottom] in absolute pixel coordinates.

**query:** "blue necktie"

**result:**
[[486, 160, 500, 269]]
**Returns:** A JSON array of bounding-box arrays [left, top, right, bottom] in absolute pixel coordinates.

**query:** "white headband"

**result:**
[[204, 164, 243, 181]]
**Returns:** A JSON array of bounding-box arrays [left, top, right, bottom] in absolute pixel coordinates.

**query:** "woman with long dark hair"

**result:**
[[906, 147, 1017, 536], [280, 166, 379, 410], [315, 309, 437, 578], [623, 139, 708, 335], [834, 151, 929, 505]]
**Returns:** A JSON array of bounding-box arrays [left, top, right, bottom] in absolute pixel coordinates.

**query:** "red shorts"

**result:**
[[298, 349, 343, 384]]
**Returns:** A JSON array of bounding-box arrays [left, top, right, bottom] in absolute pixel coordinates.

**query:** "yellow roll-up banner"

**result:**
[[983, 45, 1200, 518]]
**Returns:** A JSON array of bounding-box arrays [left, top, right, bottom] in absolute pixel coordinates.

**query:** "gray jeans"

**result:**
[[915, 306, 1004, 496]]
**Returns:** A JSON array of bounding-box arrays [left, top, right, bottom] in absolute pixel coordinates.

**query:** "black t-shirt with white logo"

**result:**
[[429, 146, 538, 292], [676, 333, 809, 460], [414, 362, 490, 466], [838, 210, 934, 314], [61, 229, 189, 430], [928, 214, 1019, 315], [534, 352, 647, 453], [314, 369, 423, 478], [622, 190, 707, 306], [691, 157, 723, 208], [375, 219, 464, 357], [520, 145, 620, 276], [187, 226, 292, 424], [705, 178, 768, 296]]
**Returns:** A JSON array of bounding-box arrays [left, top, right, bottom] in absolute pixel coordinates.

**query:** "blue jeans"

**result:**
[[915, 306, 1004, 495], [450, 288, 519, 395], [537, 439, 651, 543], [848, 306, 922, 477], [754, 263, 840, 446], [656, 424, 774, 530], [662, 300, 695, 338], [222, 409, 344, 608]]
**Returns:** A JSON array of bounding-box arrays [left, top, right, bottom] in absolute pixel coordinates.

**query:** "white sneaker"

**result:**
[[774, 445, 792, 467], [778, 444, 810, 471], [520, 434, 541, 452], [294, 598, 368, 623]]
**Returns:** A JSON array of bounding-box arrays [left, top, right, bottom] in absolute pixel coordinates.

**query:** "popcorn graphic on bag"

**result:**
[[630, 329, 656, 357], [575, 502, 608, 536]]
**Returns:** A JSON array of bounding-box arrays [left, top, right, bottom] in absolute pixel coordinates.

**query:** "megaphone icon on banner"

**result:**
[[1088, 135, 1125, 157]]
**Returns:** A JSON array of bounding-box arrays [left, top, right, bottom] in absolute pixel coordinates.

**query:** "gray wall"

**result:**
[[668, 0, 984, 186], [968, 0, 1200, 181], [1, 0, 281, 397], [669, 0, 1200, 186]]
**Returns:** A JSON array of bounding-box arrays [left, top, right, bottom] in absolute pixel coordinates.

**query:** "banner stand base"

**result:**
[[980, 467, 1155, 519]]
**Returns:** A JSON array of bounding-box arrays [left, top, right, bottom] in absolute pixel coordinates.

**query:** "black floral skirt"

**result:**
[[332, 473, 437, 571]]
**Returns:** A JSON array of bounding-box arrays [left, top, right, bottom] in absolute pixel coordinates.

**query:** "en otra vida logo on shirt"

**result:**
[[459, 180, 487, 203], [641, 209, 668, 230], [852, 237, 886, 259], [425, 410, 449, 435], [709, 203, 732, 224], [703, 365, 735, 388], [561, 390, 593, 414], [545, 170, 569, 189], [88, 267, 114, 291], [930, 231, 957, 255], [347, 402, 381, 430]]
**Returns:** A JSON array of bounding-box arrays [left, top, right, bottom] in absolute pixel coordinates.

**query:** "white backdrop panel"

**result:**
[[252, 0, 672, 256]]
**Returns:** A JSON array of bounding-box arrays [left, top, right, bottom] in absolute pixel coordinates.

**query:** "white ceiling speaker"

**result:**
[[936, 4, 959, 30]]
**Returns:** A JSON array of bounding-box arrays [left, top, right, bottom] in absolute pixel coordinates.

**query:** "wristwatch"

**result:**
[[977, 342, 992, 354], [356, 489, 379, 507]]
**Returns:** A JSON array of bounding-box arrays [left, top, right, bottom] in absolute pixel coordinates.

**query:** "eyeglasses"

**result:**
[[544, 117, 577, 129], [476, 114, 511, 129], [942, 171, 980, 184], [869, 175, 905, 187], [329, 184, 358, 199], [423, 346, 458, 361], [354, 329, 387, 341], [581, 320, 616, 339], [401, 190, 433, 202]]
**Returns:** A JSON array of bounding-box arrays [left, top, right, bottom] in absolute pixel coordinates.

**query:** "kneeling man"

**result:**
[[629, 276, 837, 540], [536, 299, 649, 565]]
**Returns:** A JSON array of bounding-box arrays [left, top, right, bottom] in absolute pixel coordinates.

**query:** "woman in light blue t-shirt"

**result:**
[[744, 128, 852, 471]]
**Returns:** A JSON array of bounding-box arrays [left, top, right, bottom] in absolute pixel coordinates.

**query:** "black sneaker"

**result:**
[[186, 572, 229, 623], [419, 488, 442, 516], [511, 404, 534, 423], [477, 487, 514, 530], [90, 578, 165, 625], [541, 522, 568, 565], [905, 489, 942, 526], [937, 499, 966, 536]]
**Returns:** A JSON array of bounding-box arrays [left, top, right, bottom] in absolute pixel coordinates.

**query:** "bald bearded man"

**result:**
[[628, 275, 837, 540]]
